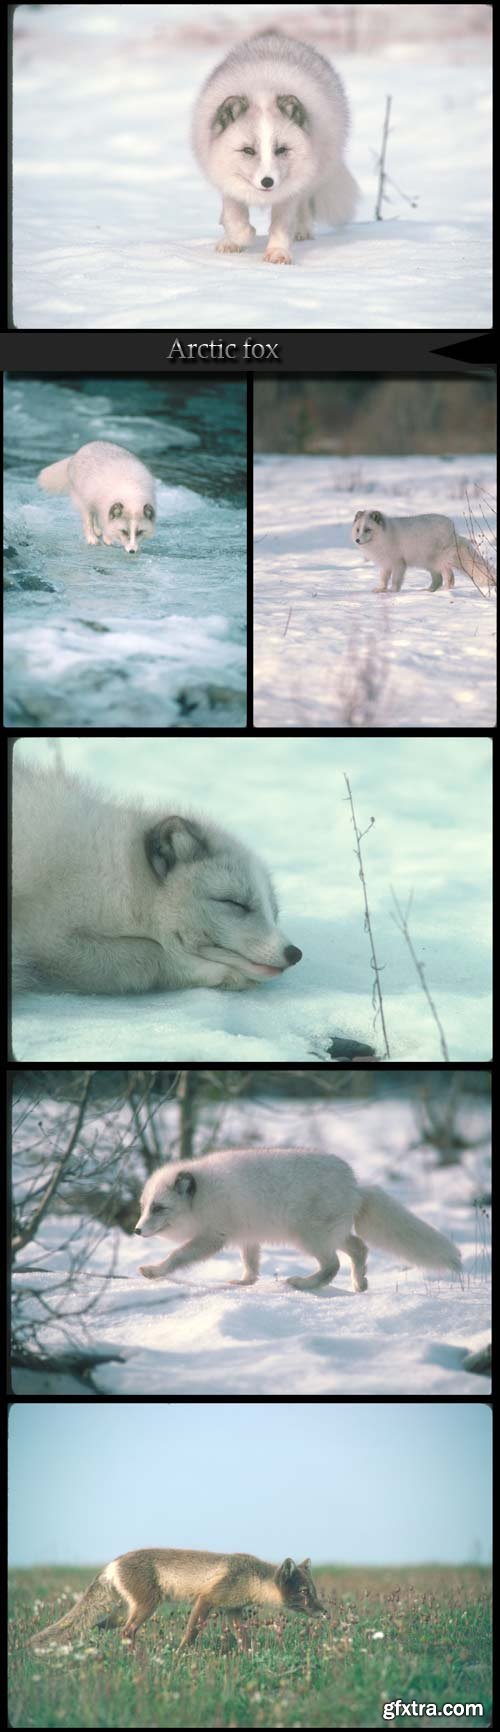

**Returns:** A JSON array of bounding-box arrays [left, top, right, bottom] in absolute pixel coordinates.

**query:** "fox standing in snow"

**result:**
[[352, 509, 496, 593], [38, 441, 156, 553], [192, 30, 358, 264], [134, 1147, 461, 1292], [30, 1550, 326, 1651]]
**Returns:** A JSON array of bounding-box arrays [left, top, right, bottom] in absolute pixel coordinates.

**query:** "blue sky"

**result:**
[[9, 1403, 491, 1568]]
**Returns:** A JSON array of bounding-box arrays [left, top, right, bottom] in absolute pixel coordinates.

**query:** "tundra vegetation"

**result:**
[[9, 1565, 491, 1729]]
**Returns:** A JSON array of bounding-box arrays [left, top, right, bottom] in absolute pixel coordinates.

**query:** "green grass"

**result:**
[[9, 1565, 491, 1729]]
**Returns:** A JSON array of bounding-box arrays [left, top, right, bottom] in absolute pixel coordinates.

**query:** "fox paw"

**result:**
[[140, 1265, 162, 1280], [294, 229, 312, 242], [86, 533, 99, 545], [263, 247, 292, 265]]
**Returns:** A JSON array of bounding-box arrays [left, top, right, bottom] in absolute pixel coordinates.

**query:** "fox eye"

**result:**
[[275, 145, 289, 156], [215, 898, 251, 912], [241, 146, 256, 156]]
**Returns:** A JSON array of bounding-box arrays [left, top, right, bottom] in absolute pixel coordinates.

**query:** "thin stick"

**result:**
[[343, 774, 390, 1058], [375, 95, 392, 220], [283, 606, 293, 637], [390, 888, 450, 1061]]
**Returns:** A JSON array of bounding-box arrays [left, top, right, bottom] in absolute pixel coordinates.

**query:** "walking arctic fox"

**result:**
[[192, 30, 358, 264], [12, 758, 301, 994], [38, 441, 156, 553], [135, 1148, 461, 1291], [352, 510, 496, 593], [30, 1550, 325, 1652]]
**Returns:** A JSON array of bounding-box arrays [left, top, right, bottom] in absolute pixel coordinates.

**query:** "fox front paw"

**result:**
[[263, 247, 293, 265], [140, 1264, 164, 1280], [85, 532, 99, 545]]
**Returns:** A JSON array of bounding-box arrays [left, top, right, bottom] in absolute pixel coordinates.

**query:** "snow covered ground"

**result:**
[[11, 736, 492, 1063], [12, 4, 492, 330], [254, 455, 496, 728], [4, 377, 246, 728], [11, 1094, 491, 1396]]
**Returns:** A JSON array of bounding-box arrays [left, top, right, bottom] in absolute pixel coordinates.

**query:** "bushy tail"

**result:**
[[313, 164, 359, 226], [29, 1571, 112, 1645], [355, 1186, 461, 1272], [38, 456, 71, 494], [456, 535, 496, 588]]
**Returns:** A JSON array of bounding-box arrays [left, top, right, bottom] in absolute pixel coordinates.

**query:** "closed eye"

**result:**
[[213, 898, 251, 912], [240, 146, 256, 156]]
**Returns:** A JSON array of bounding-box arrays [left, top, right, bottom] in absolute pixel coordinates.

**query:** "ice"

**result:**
[[12, 4, 492, 330], [11, 736, 492, 1062], [254, 454, 496, 728], [11, 1093, 491, 1395], [4, 377, 246, 727]]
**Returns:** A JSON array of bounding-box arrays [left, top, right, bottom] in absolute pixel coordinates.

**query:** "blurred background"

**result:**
[[254, 377, 497, 455]]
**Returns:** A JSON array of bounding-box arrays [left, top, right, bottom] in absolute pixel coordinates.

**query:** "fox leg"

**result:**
[[121, 1589, 162, 1647], [264, 198, 297, 265], [216, 197, 256, 253], [294, 200, 313, 241], [428, 568, 443, 591], [80, 504, 99, 546], [390, 559, 406, 592], [441, 563, 455, 590], [342, 1231, 368, 1292], [140, 1233, 225, 1280], [286, 1246, 340, 1292], [176, 1594, 212, 1653], [373, 566, 391, 593], [228, 1243, 261, 1286]]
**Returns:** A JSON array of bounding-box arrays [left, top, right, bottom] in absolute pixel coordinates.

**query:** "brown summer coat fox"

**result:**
[[30, 1549, 326, 1652]]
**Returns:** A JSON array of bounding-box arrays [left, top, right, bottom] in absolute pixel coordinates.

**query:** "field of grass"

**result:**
[[9, 1565, 491, 1729]]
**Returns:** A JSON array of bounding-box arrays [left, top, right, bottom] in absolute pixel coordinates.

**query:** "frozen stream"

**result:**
[[4, 377, 247, 727]]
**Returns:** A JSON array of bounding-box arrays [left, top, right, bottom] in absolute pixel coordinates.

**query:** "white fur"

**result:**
[[38, 441, 156, 553], [192, 30, 359, 262], [12, 759, 301, 994], [352, 510, 496, 593], [135, 1147, 461, 1291]]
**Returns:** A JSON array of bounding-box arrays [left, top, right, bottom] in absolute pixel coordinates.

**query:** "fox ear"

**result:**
[[212, 94, 249, 133], [353, 510, 363, 522], [143, 503, 155, 521], [108, 501, 124, 520], [277, 93, 308, 128], [145, 816, 209, 881], [299, 1558, 312, 1572], [276, 1558, 297, 1583], [371, 510, 385, 526], [173, 1172, 196, 1200]]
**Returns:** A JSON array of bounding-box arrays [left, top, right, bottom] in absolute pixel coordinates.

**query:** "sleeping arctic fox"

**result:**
[[12, 758, 302, 994], [192, 30, 359, 264], [38, 441, 156, 553], [135, 1148, 461, 1291], [352, 510, 496, 593]]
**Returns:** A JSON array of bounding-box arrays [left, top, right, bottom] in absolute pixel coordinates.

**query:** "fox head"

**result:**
[[107, 497, 156, 553], [352, 510, 386, 546], [143, 814, 302, 986], [208, 94, 315, 204], [275, 1558, 327, 1617]]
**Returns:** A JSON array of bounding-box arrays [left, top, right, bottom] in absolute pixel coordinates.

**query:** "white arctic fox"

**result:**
[[12, 759, 302, 995], [352, 510, 496, 593], [192, 29, 359, 264], [135, 1148, 461, 1291], [38, 441, 156, 553]]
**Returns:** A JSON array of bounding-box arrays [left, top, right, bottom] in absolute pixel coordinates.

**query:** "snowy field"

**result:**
[[4, 377, 246, 729], [254, 455, 497, 728], [11, 1094, 491, 1396], [12, 3, 492, 330], [11, 736, 492, 1063]]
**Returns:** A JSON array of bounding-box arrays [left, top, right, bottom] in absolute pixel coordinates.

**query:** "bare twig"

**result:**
[[390, 888, 450, 1061], [343, 775, 390, 1058], [283, 606, 293, 637], [12, 1071, 94, 1253], [375, 96, 392, 220]]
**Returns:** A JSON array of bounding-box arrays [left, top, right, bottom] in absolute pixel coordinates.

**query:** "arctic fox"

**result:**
[[30, 1550, 325, 1653], [135, 1147, 461, 1291], [38, 441, 156, 553], [352, 510, 496, 593], [192, 30, 359, 264], [12, 758, 302, 994]]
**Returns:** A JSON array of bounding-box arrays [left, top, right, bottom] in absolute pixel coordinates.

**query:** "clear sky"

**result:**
[[9, 1403, 491, 1568]]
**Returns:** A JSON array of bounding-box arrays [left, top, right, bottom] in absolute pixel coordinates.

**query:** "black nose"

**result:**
[[134, 1228, 142, 1235], [261, 176, 274, 188], [284, 945, 302, 966]]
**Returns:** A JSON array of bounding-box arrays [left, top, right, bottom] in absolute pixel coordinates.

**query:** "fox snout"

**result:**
[[283, 944, 302, 967]]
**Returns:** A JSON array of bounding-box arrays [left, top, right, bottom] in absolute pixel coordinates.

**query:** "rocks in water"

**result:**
[[463, 1344, 491, 1377], [4, 572, 59, 593], [327, 1036, 377, 1061]]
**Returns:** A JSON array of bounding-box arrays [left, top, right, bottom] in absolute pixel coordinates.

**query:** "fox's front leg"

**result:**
[[227, 1242, 261, 1286], [140, 1233, 226, 1280], [216, 197, 256, 254], [264, 199, 298, 265], [373, 566, 391, 593], [81, 506, 99, 546]]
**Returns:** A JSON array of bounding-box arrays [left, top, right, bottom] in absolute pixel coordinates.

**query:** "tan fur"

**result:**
[[30, 1549, 326, 1653]]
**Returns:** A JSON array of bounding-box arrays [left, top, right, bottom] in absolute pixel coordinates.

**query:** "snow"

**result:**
[[254, 455, 496, 728], [12, 4, 492, 330], [4, 377, 246, 728], [12, 1095, 491, 1395], [11, 736, 492, 1062]]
